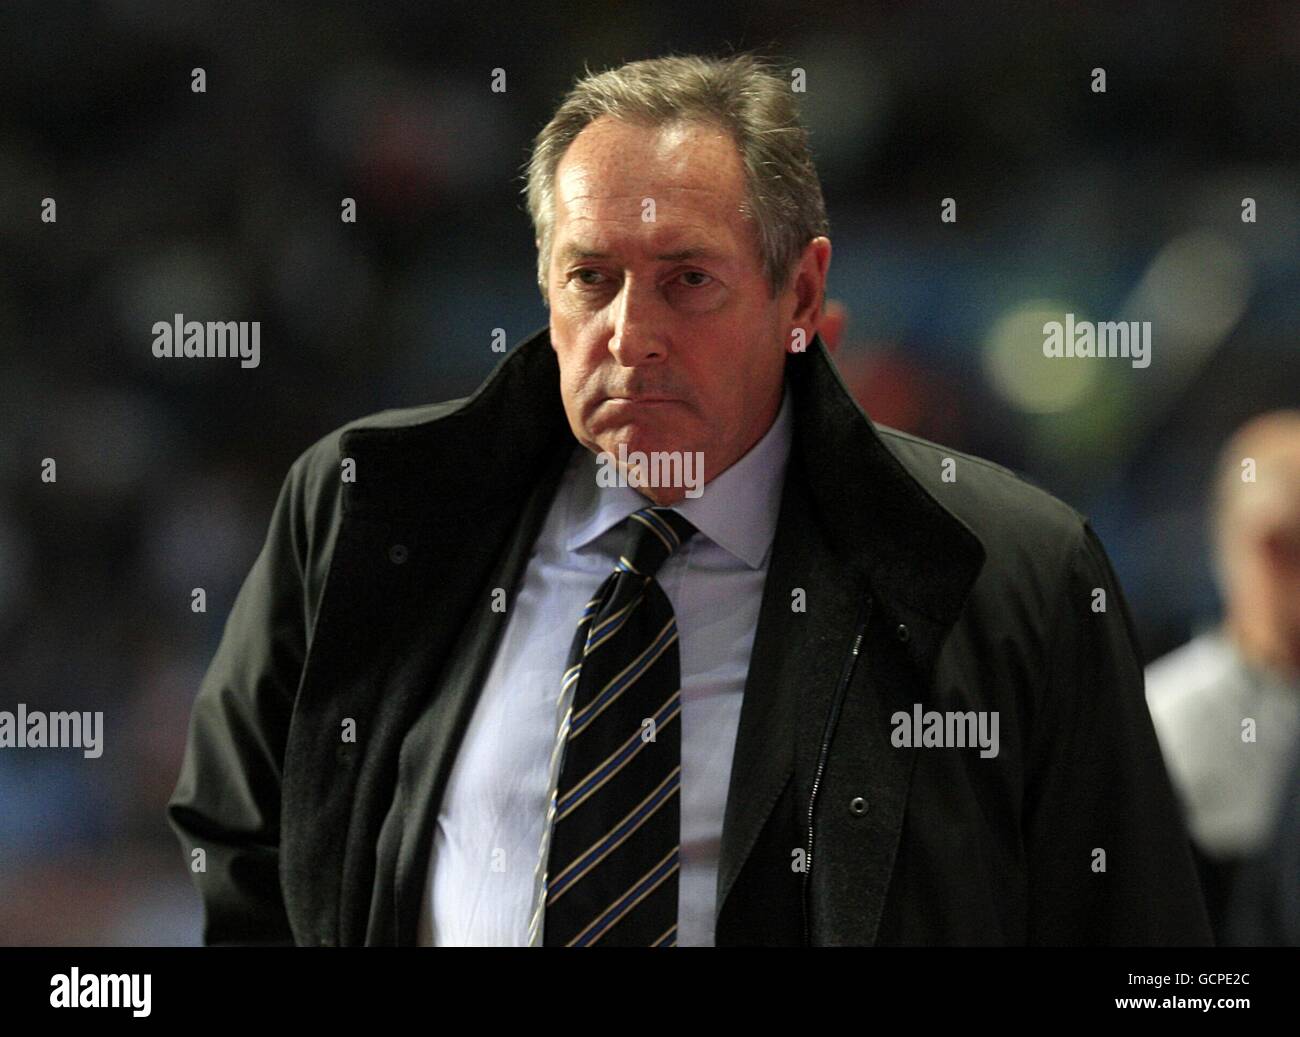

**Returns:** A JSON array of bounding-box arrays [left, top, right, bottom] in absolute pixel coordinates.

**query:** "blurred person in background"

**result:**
[[1146, 409, 1300, 944]]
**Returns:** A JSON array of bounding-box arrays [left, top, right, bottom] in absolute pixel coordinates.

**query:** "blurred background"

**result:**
[[1, 1, 1297, 944]]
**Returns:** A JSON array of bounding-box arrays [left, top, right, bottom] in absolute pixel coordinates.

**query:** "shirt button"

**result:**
[[388, 543, 409, 565], [895, 623, 910, 642], [849, 796, 869, 816]]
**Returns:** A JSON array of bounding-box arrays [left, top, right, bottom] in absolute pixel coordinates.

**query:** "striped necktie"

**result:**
[[532, 505, 698, 947]]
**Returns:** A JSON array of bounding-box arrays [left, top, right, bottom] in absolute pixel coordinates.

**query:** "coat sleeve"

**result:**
[[1022, 519, 1214, 945], [167, 447, 320, 946]]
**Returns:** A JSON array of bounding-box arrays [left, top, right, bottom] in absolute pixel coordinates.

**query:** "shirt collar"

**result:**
[[563, 381, 793, 570]]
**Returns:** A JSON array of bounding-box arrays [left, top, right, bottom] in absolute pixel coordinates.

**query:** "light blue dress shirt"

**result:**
[[419, 383, 793, 946]]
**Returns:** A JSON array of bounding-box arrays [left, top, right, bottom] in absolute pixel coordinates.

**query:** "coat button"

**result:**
[[895, 623, 910, 642], [388, 543, 409, 564], [849, 796, 869, 816]]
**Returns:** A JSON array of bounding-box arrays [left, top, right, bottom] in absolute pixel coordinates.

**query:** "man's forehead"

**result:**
[[555, 117, 745, 206], [550, 117, 756, 264], [552, 196, 751, 261]]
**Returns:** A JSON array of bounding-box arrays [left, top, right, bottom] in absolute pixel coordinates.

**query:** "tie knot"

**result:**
[[617, 506, 697, 580]]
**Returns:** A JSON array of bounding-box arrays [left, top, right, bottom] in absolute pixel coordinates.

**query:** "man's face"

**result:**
[[544, 116, 817, 504]]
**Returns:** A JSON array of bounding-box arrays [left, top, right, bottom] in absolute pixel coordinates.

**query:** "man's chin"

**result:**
[[590, 442, 705, 505], [593, 435, 688, 461]]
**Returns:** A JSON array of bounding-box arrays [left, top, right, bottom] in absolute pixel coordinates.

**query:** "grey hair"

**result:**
[[522, 51, 829, 305]]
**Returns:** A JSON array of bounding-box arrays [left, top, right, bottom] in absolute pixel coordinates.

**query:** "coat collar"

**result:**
[[340, 324, 985, 633]]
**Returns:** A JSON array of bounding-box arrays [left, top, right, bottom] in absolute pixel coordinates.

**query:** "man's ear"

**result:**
[[786, 236, 832, 353]]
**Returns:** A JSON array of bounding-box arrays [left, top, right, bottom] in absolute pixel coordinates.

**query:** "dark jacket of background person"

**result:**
[[1226, 734, 1300, 946], [167, 327, 1214, 946]]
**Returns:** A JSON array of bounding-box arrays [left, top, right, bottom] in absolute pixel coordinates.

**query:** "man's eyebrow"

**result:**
[[556, 244, 728, 263]]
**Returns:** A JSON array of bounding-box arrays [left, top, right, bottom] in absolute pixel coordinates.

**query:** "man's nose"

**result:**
[[609, 280, 666, 365]]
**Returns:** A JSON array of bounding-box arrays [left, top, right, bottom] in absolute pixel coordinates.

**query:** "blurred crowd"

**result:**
[[0, 1, 1297, 944]]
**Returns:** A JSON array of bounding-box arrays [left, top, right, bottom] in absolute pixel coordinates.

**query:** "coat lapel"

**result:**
[[281, 335, 572, 945], [387, 442, 574, 944], [713, 447, 869, 932], [713, 330, 986, 942]]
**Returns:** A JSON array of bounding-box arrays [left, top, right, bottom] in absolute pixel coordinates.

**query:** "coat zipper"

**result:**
[[802, 595, 872, 945]]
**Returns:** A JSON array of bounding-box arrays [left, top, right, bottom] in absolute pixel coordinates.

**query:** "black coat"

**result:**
[[167, 326, 1213, 946]]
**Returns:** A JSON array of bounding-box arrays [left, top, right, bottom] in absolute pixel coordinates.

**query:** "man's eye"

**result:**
[[568, 269, 712, 290]]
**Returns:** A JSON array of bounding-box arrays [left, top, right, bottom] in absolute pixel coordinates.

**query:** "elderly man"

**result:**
[[1146, 410, 1300, 943], [168, 52, 1211, 946]]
